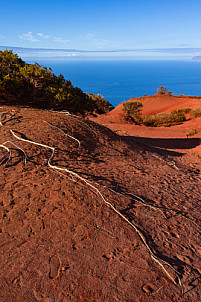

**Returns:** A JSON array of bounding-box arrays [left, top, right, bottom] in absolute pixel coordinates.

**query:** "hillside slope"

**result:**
[[91, 95, 201, 156], [94, 94, 201, 122], [0, 106, 201, 301]]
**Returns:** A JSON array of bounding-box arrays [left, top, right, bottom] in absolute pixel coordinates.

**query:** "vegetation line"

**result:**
[[0, 50, 113, 115]]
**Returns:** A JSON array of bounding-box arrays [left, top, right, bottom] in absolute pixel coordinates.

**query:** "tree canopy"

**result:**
[[122, 101, 142, 123], [86, 93, 114, 114], [156, 86, 172, 96], [0, 50, 113, 115]]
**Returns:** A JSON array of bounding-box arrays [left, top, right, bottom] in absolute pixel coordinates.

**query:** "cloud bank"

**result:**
[[19, 32, 70, 44], [0, 45, 199, 60]]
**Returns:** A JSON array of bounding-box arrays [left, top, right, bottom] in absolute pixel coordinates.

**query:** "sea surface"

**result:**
[[29, 60, 201, 107]]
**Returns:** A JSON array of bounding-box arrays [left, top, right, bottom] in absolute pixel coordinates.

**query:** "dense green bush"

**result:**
[[86, 93, 114, 114], [122, 101, 142, 123], [142, 110, 186, 127], [156, 86, 172, 95], [142, 115, 158, 127], [177, 108, 192, 114], [0, 50, 98, 114]]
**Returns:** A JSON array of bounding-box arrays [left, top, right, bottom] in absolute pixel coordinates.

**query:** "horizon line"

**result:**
[[1, 45, 201, 54]]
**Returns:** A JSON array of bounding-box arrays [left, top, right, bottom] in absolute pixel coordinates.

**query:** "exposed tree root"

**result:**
[[0, 110, 16, 126], [9, 127, 183, 292], [43, 120, 81, 148], [0, 144, 11, 166], [91, 182, 166, 217], [152, 154, 179, 171], [0, 110, 186, 293], [0, 141, 27, 166]]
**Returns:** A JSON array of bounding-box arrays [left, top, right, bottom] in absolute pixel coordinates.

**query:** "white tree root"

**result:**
[[0, 111, 16, 126], [0, 141, 27, 166], [10, 128, 182, 291], [88, 182, 166, 217], [43, 120, 81, 148], [0, 144, 11, 166], [152, 154, 179, 171], [124, 191, 166, 217]]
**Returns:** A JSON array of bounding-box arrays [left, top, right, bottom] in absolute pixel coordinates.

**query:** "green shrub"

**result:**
[[169, 110, 187, 124], [155, 113, 172, 127], [156, 86, 167, 95], [86, 93, 114, 114], [186, 129, 198, 138], [142, 110, 186, 127], [156, 86, 172, 96], [122, 101, 142, 123], [177, 108, 192, 114], [190, 107, 201, 118], [142, 115, 157, 127], [0, 50, 95, 114]]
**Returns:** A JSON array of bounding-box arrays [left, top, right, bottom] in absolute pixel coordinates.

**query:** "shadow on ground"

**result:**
[[130, 137, 201, 150]]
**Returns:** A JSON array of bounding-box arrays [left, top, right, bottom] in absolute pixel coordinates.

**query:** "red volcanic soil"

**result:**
[[91, 94, 201, 155], [102, 94, 201, 121], [0, 103, 201, 301]]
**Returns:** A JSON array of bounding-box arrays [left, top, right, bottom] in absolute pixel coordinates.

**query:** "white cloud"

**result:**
[[19, 32, 70, 45], [37, 33, 51, 39], [19, 32, 39, 42], [53, 37, 70, 43]]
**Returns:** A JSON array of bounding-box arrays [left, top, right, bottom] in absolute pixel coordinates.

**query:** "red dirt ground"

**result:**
[[0, 99, 201, 301], [90, 94, 201, 156]]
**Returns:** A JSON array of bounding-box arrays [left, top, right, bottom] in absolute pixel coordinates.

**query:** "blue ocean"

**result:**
[[30, 60, 201, 107]]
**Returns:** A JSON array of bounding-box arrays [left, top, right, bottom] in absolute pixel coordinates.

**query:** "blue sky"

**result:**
[[1, 0, 201, 59]]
